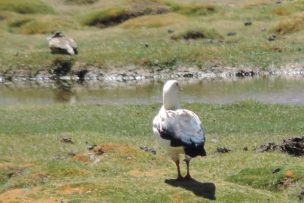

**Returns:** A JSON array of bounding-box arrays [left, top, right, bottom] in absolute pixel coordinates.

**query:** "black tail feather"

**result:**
[[185, 143, 206, 157]]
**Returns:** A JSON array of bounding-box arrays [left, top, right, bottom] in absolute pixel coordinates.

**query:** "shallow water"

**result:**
[[1, 77, 304, 105]]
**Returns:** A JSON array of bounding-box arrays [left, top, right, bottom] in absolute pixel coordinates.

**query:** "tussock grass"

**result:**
[[120, 13, 186, 28], [79, 7, 128, 27], [0, 0, 54, 14], [272, 6, 290, 16], [79, 3, 169, 28], [64, 0, 99, 5], [7, 15, 79, 34], [272, 12, 304, 35], [171, 27, 223, 40], [155, 0, 216, 16]]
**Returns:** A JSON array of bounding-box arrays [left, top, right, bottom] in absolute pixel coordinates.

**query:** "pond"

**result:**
[[1, 77, 304, 106]]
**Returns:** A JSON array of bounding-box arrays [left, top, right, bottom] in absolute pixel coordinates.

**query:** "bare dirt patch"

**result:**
[[92, 143, 138, 155], [0, 163, 16, 169], [0, 163, 32, 169], [59, 184, 89, 195], [256, 136, 304, 156], [129, 169, 166, 177], [72, 153, 90, 162], [0, 188, 57, 203], [73, 143, 142, 164]]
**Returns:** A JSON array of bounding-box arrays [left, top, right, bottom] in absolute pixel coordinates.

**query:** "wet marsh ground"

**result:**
[[0, 102, 303, 202]]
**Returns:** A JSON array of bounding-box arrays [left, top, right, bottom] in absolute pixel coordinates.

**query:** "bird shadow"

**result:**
[[165, 178, 216, 200]]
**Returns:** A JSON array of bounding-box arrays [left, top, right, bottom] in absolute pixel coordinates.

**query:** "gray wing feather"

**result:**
[[154, 109, 205, 145]]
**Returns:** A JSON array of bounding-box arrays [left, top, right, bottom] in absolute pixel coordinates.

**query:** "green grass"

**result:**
[[79, 7, 127, 27], [158, 0, 217, 16], [226, 166, 304, 191], [7, 15, 79, 34], [0, 0, 54, 14], [0, 0, 304, 71], [0, 101, 303, 202]]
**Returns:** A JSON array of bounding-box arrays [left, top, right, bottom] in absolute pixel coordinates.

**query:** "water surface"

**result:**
[[1, 77, 304, 105]]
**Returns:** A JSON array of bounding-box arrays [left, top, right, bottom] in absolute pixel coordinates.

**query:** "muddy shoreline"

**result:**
[[1, 63, 304, 85]]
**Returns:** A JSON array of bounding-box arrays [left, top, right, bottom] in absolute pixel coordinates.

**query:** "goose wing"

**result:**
[[153, 109, 206, 157]]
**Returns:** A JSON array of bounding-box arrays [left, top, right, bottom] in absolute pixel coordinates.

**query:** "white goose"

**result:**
[[153, 80, 206, 180]]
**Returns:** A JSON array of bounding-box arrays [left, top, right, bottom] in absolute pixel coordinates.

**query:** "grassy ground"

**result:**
[[0, 0, 304, 71], [0, 101, 303, 202]]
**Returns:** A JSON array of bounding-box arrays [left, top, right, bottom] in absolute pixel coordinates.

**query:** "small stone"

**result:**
[[216, 147, 231, 153], [67, 151, 76, 157], [227, 32, 237, 36], [298, 187, 304, 200], [272, 167, 281, 174], [268, 35, 276, 41], [280, 136, 304, 156], [60, 137, 74, 144], [167, 29, 175, 33], [244, 21, 252, 26], [139, 146, 156, 155], [255, 142, 278, 153], [86, 142, 97, 151], [211, 138, 219, 143], [261, 28, 267, 32]]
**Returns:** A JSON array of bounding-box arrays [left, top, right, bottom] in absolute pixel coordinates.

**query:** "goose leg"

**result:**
[[174, 160, 183, 180], [184, 159, 192, 180]]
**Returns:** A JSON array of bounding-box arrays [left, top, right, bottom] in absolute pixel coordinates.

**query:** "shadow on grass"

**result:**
[[165, 178, 216, 200]]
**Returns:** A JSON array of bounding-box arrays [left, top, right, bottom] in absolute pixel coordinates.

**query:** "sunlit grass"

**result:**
[[0, 0, 304, 71], [0, 102, 303, 202], [120, 13, 186, 29], [7, 15, 80, 34], [272, 12, 304, 35], [0, 0, 54, 14]]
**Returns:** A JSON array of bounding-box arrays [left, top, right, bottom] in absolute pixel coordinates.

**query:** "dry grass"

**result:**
[[0, 0, 54, 14], [242, 0, 272, 8], [7, 15, 79, 34], [272, 12, 304, 35], [0, 0, 304, 70], [120, 13, 186, 28], [272, 6, 290, 16]]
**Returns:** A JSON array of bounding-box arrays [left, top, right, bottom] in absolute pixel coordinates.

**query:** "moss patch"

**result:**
[[226, 166, 304, 191]]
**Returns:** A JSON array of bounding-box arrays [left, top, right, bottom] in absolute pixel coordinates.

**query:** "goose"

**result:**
[[47, 31, 78, 55], [153, 80, 206, 180]]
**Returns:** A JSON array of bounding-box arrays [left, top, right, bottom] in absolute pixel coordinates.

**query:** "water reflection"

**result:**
[[53, 79, 77, 104], [0, 77, 304, 105]]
